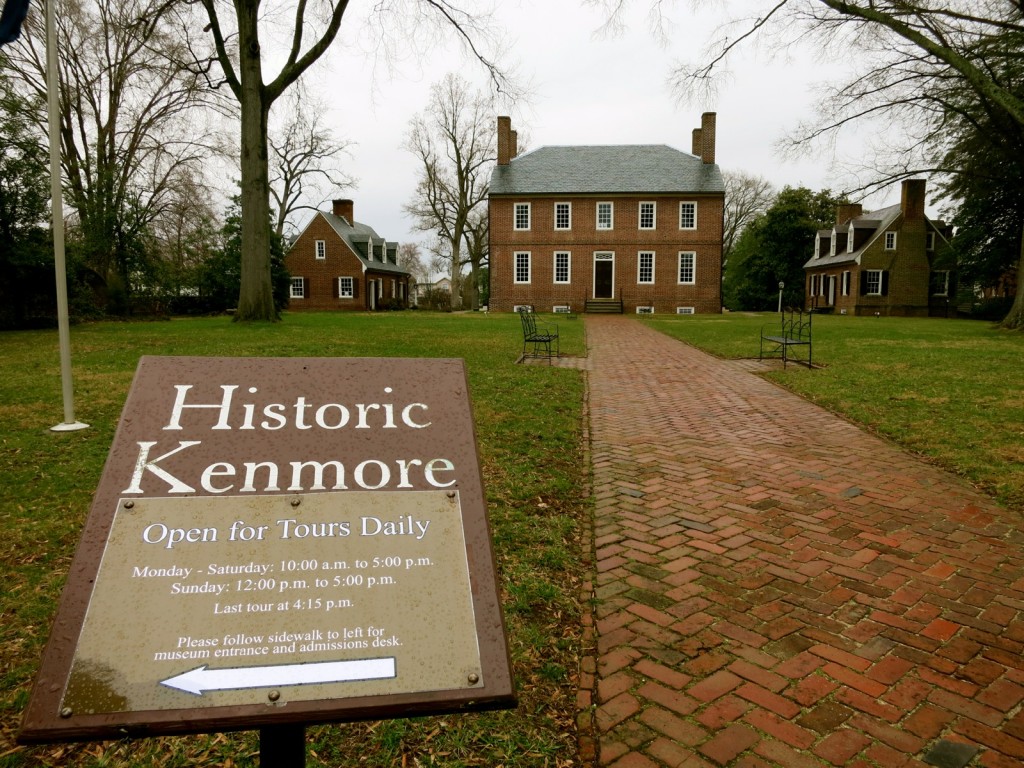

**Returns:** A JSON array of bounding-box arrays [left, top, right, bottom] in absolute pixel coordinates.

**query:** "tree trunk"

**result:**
[[1000, 223, 1024, 330], [234, 6, 276, 322], [465, 263, 479, 310], [449, 239, 462, 311]]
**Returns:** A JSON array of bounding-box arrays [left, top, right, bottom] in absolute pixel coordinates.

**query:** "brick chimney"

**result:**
[[332, 199, 354, 223], [510, 129, 518, 160], [836, 203, 863, 226], [700, 112, 716, 165], [692, 127, 702, 156], [497, 116, 513, 166], [901, 179, 926, 221]]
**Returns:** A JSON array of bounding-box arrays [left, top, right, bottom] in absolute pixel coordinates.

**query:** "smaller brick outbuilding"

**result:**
[[804, 180, 956, 317], [285, 199, 411, 311]]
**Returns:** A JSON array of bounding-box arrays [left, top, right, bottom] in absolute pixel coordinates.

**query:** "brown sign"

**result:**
[[20, 357, 515, 742]]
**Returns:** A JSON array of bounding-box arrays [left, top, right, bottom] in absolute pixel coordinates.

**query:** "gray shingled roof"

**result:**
[[804, 204, 903, 268], [490, 145, 724, 195], [321, 212, 408, 275]]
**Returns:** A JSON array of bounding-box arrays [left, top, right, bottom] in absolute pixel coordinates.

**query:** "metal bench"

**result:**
[[518, 307, 559, 362], [759, 308, 813, 368]]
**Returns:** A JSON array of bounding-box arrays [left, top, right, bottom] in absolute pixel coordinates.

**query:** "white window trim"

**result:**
[[926, 232, 936, 251], [841, 271, 851, 296], [315, 240, 326, 260], [679, 201, 697, 230], [884, 231, 897, 250], [553, 251, 571, 284], [676, 307, 695, 315], [865, 269, 884, 295], [847, 223, 855, 253], [814, 237, 821, 260], [932, 270, 950, 297], [337, 276, 354, 298], [636, 306, 654, 314], [637, 251, 655, 284], [596, 202, 614, 230], [554, 202, 572, 231], [290, 277, 305, 299], [639, 201, 656, 230], [677, 251, 696, 285], [830, 229, 838, 257], [514, 251, 531, 284], [514, 203, 531, 231]]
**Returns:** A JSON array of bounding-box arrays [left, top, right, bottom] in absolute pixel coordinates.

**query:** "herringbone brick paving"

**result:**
[[579, 316, 1024, 767]]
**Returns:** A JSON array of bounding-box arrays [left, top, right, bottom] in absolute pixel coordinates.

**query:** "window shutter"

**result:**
[[859, 272, 868, 296], [881, 271, 890, 296]]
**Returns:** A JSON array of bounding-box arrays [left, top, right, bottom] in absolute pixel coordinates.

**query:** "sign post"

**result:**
[[20, 356, 515, 748]]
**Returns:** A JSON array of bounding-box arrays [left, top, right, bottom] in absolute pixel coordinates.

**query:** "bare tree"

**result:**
[[7, 0, 216, 304], [621, 0, 1024, 327], [197, 1, 509, 321], [396, 241, 428, 285], [723, 171, 774, 265], [404, 73, 496, 311], [462, 205, 488, 308], [269, 88, 355, 241]]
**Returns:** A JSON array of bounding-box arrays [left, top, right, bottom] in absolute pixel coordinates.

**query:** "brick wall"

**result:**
[[490, 194, 724, 314], [286, 214, 368, 311]]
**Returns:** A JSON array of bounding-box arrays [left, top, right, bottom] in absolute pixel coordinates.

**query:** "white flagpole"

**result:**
[[46, 0, 87, 432]]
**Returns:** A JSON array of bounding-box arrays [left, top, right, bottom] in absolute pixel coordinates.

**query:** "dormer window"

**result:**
[[830, 229, 838, 257], [814, 237, 821, 259], [847, 223, 855, 253]]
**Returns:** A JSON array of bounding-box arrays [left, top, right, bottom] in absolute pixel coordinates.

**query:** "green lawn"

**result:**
[[3, 309, 1021, 766], [642, 312, 1024, 512], [0, 312, 587, 767]]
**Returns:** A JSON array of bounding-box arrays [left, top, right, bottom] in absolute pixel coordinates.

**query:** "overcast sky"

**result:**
[[290, 0, 894, 251]]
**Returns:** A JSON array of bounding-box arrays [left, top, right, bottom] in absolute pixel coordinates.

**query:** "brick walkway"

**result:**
[[578, 316, 1024, 768]]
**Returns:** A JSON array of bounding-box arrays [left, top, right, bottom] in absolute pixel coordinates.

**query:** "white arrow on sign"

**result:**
[[161, 657, 397, 696]]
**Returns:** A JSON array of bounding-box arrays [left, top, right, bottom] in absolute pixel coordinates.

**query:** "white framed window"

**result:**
[[884, 231, 897, 250], [512, 304, 533, 313], [863, 269, 884, 295], [555, 202, 571, 230], [678, 251, 696, 284], [553, 305, 572, 314], [927, 232, 936, 250], [676, 307, 695, 315], [830, 229, 838, 257], [337, 276, 354, 298], [514, 203, 531, 230], [514, 251, 531, 283], [814, 237, 821, 260], [639, 202, 656, 230], [841, 271, 851, 296], [315, 240, 326, 260], [554, 251, 571, 284], [597, 202, 613, 230], [636, 306, 654, 314], [931, 270, 950, 296], [809, 275, 818, 297], [679, 202, 697, 230], [290, 277, 305, 299], [637, 251, 655, 284], [847, 223, 855, 253]]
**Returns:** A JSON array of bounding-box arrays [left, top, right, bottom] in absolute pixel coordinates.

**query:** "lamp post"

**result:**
[[778, 281, 785, 314]]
